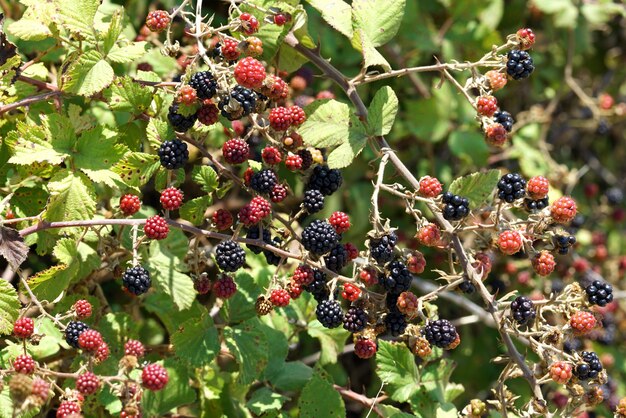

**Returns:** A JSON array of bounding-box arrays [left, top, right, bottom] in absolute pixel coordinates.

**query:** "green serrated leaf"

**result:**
[[62, 50, 114, 96], [105, 76, 153, 114], [6, 125, 67, 166], [75, 126, 128, 187], [224, 318, 269, 385], [271, 361, 313, 391], [7, 18, 52, 41], [144, 293, 206, 334], [0, 280, 20, 335], [11, 187, 47, 217], [448, 169, 501, 209], [246, 388, 288, 415], [102, 9, 124, 54], [222, 271, 263, 324], [45, 170, 97, 222], [307, 320, 350, 364], [171, 315, 220, 367], [305, 0, 352, 38], [376, 340, 420, 402], [299, 99, 351, 148], [27, 264, 70, 303], [368, 86, 398, 136], [326, 115, 368, 169], [179, 195, 212, 226], [448, 130, 489, 166], [113, 152, 160, 187], [353, 28, 391, 71], [54, 0, 99, 39], [351, 0, 405, 47], [191, 165, 219, 193], [107, 42, 149, 64], [298, 369, 345, 418], [146, 118, 174, 152]]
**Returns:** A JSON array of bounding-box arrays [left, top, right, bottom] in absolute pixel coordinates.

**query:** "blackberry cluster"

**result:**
[[325, 244, 349, 272], [316, 299, 343, 329], [250, 169, 277, 194], [493, 111, 514, 132], [301, 220, 339, 256], [189, 71, 217, 100], [122, 266, 152, 296], [574, 351, 603, 380], [379, 260, 412, 294], [421, 319, 457, 348], [385, 311, 407, 337], [305, 269, 330, 302], [219, 85, 257, 120], [442, 192, 470, 221], [306, 165, 343, 196], [555, 234, 576, 254], [506, 50, 534, 80], [385, 292, 399, 311], [524, 197, 549, 212], [585, 280, 613, 307], [343, 307, 368, 333], [263, 237, 282, 266], [158, 139, 189, 169], [497, 173, 526, 203], [510, 296, 536, 325], [65, 321, 90, 348], [369, 232, 397, 264], [215, 241, 246, 272], [303, 189, 325, 213], [167, 104, 197, 132]]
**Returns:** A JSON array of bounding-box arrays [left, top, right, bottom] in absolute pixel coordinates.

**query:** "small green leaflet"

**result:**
[[368, 86, 399, 136], [448, 169, 501, 209], [0, 280, 20, 335]]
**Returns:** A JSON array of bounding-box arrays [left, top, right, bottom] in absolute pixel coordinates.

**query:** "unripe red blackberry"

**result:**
[[344, 242, 359, 260], [288, 106, 306, 126], [485, 70, 507, 91], [274, 14, 288, 25], [194, 273, 211, 294], [13, 354, 36, 374], [160, 187, 183, 211], [142, 363, 169, 391], [9, 374, 32, 403], [234, 57, 266, 89], [176, 85, 197, 106], [144, 215, 169, 240], [120, 194, 141, 216], [212, 209, 233, 230], [532, 251, 555, 276], [13, 317, 34, 339], [243, 36, 263, 56], [550, 196, 577, 224], [570, 311, 597, 335], [526, 176, 549, 200], [359, 267, 378, 287], [78, 329, 104, 352], [76, 372, 100, 396], [472, 252, 492, 279], [476, 95, 498, 117], [262, 146, 282, 165], [266, 75, 289, 101], [516, 28, 536, 50], [341, 283, 361, 301], [417, 224, 441, 247], [412, 336, 432, 358], [270, 184, 288, 203], [418, 176, 442, 198], [222, 138, 250, 165], [213, 275, 237, 299], [73, 300, 92, 319], [292, 264, 315, 286], [396, 291, 418, 317], [220, 37, 241, 61], [285, 154, 303, 171], [287, 280, 304, 299], [269, 106, 292, 131], [484, 123, 508, 147], [197, 100, 219, 126], [406, 251, 426, 274], [354, 337, 377, 359], [497, 230, 523, 255], [328, 211, 350, 233], [145, 10, 170, 33], [238, 196, 271, 226], [56, 400, 81, 418], [95, 342, 110, 363], [125, 339, 145, 357], [239, 12, 259, 35], [31, 378, 50, 405], [269, 288, 291, 307]]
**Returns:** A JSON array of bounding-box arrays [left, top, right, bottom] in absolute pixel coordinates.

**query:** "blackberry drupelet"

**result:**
[[316, 299, 343, 328], [306, 165, 343, 196], [585, 280, 613, 307], [369, 232, 397, 264], [246, 227, 271, 254], [250, 169, 277, 194], [524, 197, 549, 212], [510, 296, 536, 325], [506, 50, 534, 80], [442, 192, 470, 221], [574, 351, 603, 380], [65, 321, 90, 348], [301, 220, 340, 256], [263, 237, 282, 266], [343, 307, 368, 333], [303, 189, 325, 213], [385, 311, 407, 336], [379, 260, 412, 294], [219, 85, 257, 120], [421, 319, 457, 348], [493, 111, 515, 132], [189, 71, 217, 100], [122, 266, 152, 296], [158, 139, 189, 169], [325, 243, 349, 272], [497, 173, 526, 203], [305, 269, 330, 302], [215, 241, 246, 272], [167, 103, 197, 132]]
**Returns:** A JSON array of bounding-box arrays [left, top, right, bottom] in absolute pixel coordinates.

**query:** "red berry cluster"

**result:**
[[516, 28, 536, 50], [198, 100, 220, 126], [292, 264, 314, 285], [239, 13, 259, 35], [73, 300, 92, 319], [212, 209, 234, 230], [285, 154, 303, 171], [76, 371, 101, 395], [221, 38, 241, 61], [160, 187, 184, 210], [417, 224, 441, 247], [144, 215, 169, 240], [570, 311, 597, 334], [13, 354, 36, 374], [13, 317, 34, 339], [550, 196, 577, 223], [238, 196, 271, 226], [476, 95, 498, 117], [341, 283, 361, 301], [407, 252, 426, 274], [550, 361, 572, 384], [142, 363, 169, 391], [120, 194, 141, 216], [418, 176, 442, 198], [270, 288, 291, 307], [329, 211, 350, 234], [532, 251, 555, 276], [78, 329, 104, 352], [177, 85, 197, 105], [234, 57, 266, 89], [527, 176, 549, 200], [269, 106, 306, 131], [222, 138, 250, 164], [497, 230, 523, 255], [145, 10, 170, 33], [262, 146, 282, 165], [125, 339, 146, 357]]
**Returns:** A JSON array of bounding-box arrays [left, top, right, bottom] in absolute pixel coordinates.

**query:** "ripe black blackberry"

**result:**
[[493, 111, 515, 132], [189, 71, 217, 100], [65, 321, 90, 348], [458, 279, 475, 294], [585, 280, 613, 307], [506, 50, 534, 80], [122, 266, 152, 296], [524, 197, 549, 212], [385, 292, 399, 311], [510, 296, 536, 325], [555, 234, 576, 254], [379, 260, 411, 294], [306, 165, 343, 196], [305, 269, 330, 302], [563, 338, 582, 354], [605, 187, 624, 206], [250, 169, 277, 194], [246, 227, 271, 254], [325, 244, 349, 272], [497, 173, 526, 203], [574, 351, 603, 380], [301, 220, 339, 256], [343, 307, 368, 333], [421, 319, 457, 348], [369, 232, 397, 264], [219, 85, 257, 120], [167, 103, 197, 132], [158, 139, 189, 169], [385, 311, 407, 337], [442, 192, 470, 221], [303, 189, 325, 214], [297, 149, 313, 171], [263, 237, 282, 266], [215, 241, 246, 272], [316, 299, 343, 328]]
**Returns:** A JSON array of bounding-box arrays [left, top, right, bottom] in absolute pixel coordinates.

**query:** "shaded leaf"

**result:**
[[376, 340, 420, 402], [0, 226, 28, 267], [298, 369, 345, 418], [171, 315, 220, 367]]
